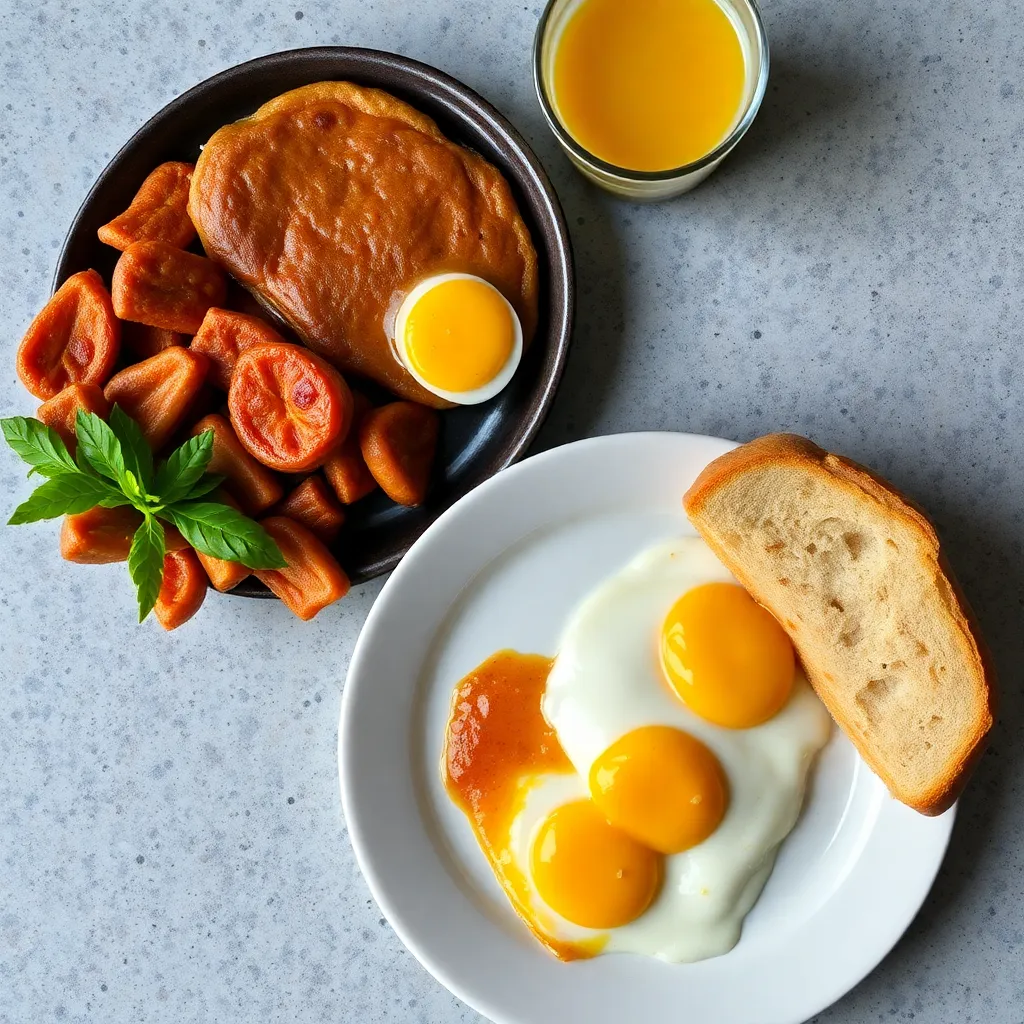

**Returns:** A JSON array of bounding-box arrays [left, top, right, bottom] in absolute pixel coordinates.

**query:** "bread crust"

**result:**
[[684, 433, 996, 815]]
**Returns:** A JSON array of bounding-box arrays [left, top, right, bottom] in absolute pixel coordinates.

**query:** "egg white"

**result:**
[[509, 535, 833, 962], [393, 273, 523, 405]]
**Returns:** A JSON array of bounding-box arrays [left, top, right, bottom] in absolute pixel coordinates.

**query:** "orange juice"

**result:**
[[552, 0, 747, 172]]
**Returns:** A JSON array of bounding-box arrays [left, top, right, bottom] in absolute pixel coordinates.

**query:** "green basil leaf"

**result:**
[[108, 405, 155, 491], [8, 474, 122, 525], [97, 493, 135, 510], [155, 431, 214, 505], [161, 501, 287, 569], [76, 411, 127, 487], [1, 416, 78, 477], [123, 470, 144, 502], [184, 473, 226, 501], [74, 445, 104, 479], [127, 514, 166, 623]]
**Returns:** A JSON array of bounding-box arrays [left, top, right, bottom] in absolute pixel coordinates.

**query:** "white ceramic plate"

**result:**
[[339, 432, 954, 1024]]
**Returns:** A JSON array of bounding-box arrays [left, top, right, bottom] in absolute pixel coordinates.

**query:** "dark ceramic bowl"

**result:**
[[55, 47, 574, 594]]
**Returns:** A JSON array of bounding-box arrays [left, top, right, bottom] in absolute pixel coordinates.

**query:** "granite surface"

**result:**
[[1, 0, 1022, 1021]]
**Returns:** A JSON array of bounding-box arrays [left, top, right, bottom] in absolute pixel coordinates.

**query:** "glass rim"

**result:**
[[532, 0, 771, 183]]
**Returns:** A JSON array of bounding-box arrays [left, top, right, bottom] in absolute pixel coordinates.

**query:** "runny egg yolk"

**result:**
[[661, 582, 795, 728], [402, 276, 515, 392], [530, 799, 662, 929], [589, 725, 727, 854]]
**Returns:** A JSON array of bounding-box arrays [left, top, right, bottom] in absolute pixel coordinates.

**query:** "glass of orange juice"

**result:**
[[534, 0, 769, 200]]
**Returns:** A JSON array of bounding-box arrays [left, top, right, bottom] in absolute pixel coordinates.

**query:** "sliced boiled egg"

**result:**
[[393, 273, 523, 405]]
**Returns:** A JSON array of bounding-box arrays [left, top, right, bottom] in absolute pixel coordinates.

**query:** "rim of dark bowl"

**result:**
[[53, 46, 575, 596]]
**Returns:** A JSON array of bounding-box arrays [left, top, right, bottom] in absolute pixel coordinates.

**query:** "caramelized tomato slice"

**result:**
[[111, 240, 227, 334], [196, 550, 251, 593], [154, 549, 207, 630], [97, 161, 197, 251], [190, 413, 283, 515], [60, 506, 187, 564], [60, 506, 142, 564], [36, 383, 111, 452], [228, 342, 353, 473], [17, 270, 121, 400], [274, 475, 345, 542], [191, 307, 289, 391], [359, 401, 439, 507], [103, 347, 210, 451], [323, 391, 377, 504], [254, 516, 350, 620]]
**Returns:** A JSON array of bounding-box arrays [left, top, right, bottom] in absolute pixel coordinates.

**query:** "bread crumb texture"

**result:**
[[685, 435, 994, 814]]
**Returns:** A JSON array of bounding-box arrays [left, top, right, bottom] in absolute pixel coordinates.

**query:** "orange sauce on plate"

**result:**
[[552, 0, 747, 172], [442, 650, 602, 960]]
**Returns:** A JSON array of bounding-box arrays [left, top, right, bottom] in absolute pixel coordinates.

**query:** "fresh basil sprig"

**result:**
[[1, 407, 287, 623]]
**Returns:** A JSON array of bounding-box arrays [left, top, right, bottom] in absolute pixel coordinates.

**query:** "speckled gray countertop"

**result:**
[[1, 0, 1021, 1021]]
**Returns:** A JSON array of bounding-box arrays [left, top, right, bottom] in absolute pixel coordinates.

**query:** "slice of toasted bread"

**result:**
[[684, 433, 994, 815]]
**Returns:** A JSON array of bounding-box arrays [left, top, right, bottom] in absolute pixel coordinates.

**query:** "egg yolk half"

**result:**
[[530, 799, 662, 929], [402, 277, 515, 392], [661, 582, 795, 728], [589, 725, 727, 854]]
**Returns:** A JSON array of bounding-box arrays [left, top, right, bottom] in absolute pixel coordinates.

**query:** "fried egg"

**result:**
[[443, 536, 831, 963], [393, 273, 522, 405]]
